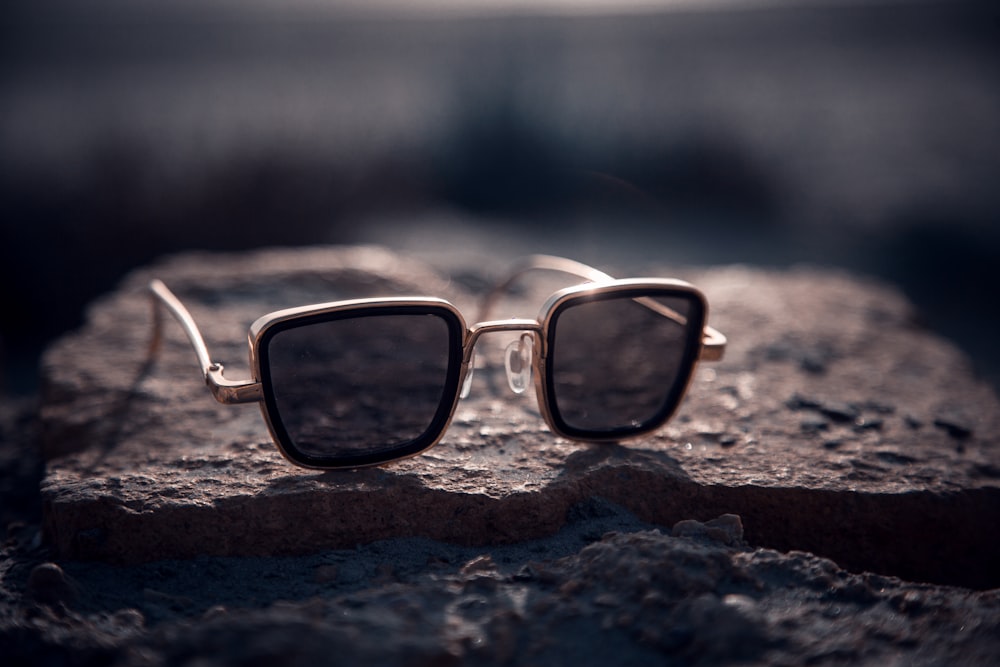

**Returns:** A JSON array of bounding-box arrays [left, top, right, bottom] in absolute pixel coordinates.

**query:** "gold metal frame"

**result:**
[[149, 255, 727, 469]]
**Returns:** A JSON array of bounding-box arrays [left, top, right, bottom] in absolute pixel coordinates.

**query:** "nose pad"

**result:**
[[504, 334, 534, 395], [460, 348, 477, 399]]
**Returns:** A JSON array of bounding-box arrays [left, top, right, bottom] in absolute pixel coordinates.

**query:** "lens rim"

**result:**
[[251, 298, 466, 469], [536, 280, 708, 441]]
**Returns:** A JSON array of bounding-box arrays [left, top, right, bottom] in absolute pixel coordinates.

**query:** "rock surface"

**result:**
[[39, 245, 1000, 590], [4, 504, 999, 667]]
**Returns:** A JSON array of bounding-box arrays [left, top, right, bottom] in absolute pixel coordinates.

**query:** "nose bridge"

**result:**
[[465, 318, 541, 362]]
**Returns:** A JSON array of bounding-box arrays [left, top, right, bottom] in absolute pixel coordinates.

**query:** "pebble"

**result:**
[[26, 562, 78, 606]]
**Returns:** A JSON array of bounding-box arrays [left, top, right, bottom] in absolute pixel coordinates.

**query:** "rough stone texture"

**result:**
[[39, 245, 1000, 589], [3, 509, 999, 667]]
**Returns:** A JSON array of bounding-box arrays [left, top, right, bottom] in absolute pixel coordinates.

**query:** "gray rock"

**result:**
[[672, 513, 744, 546], [25, 562, 78, 606], [38, 246, 1000, 590], [6, 522, 998, 666]]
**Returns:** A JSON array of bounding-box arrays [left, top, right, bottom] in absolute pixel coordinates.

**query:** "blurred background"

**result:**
[[2, 0, 999, 396]]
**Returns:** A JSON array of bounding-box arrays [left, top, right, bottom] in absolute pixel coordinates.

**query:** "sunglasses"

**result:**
[[149, 255, 726, 469]]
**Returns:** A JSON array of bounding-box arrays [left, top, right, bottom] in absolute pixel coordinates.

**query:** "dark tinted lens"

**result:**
[[261, 309, 460, 466], [547, 291, 703, 436]]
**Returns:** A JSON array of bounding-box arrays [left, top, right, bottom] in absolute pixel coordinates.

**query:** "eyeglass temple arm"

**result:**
[[477, 254, 726, 361], [147, 280, 262, 404]]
